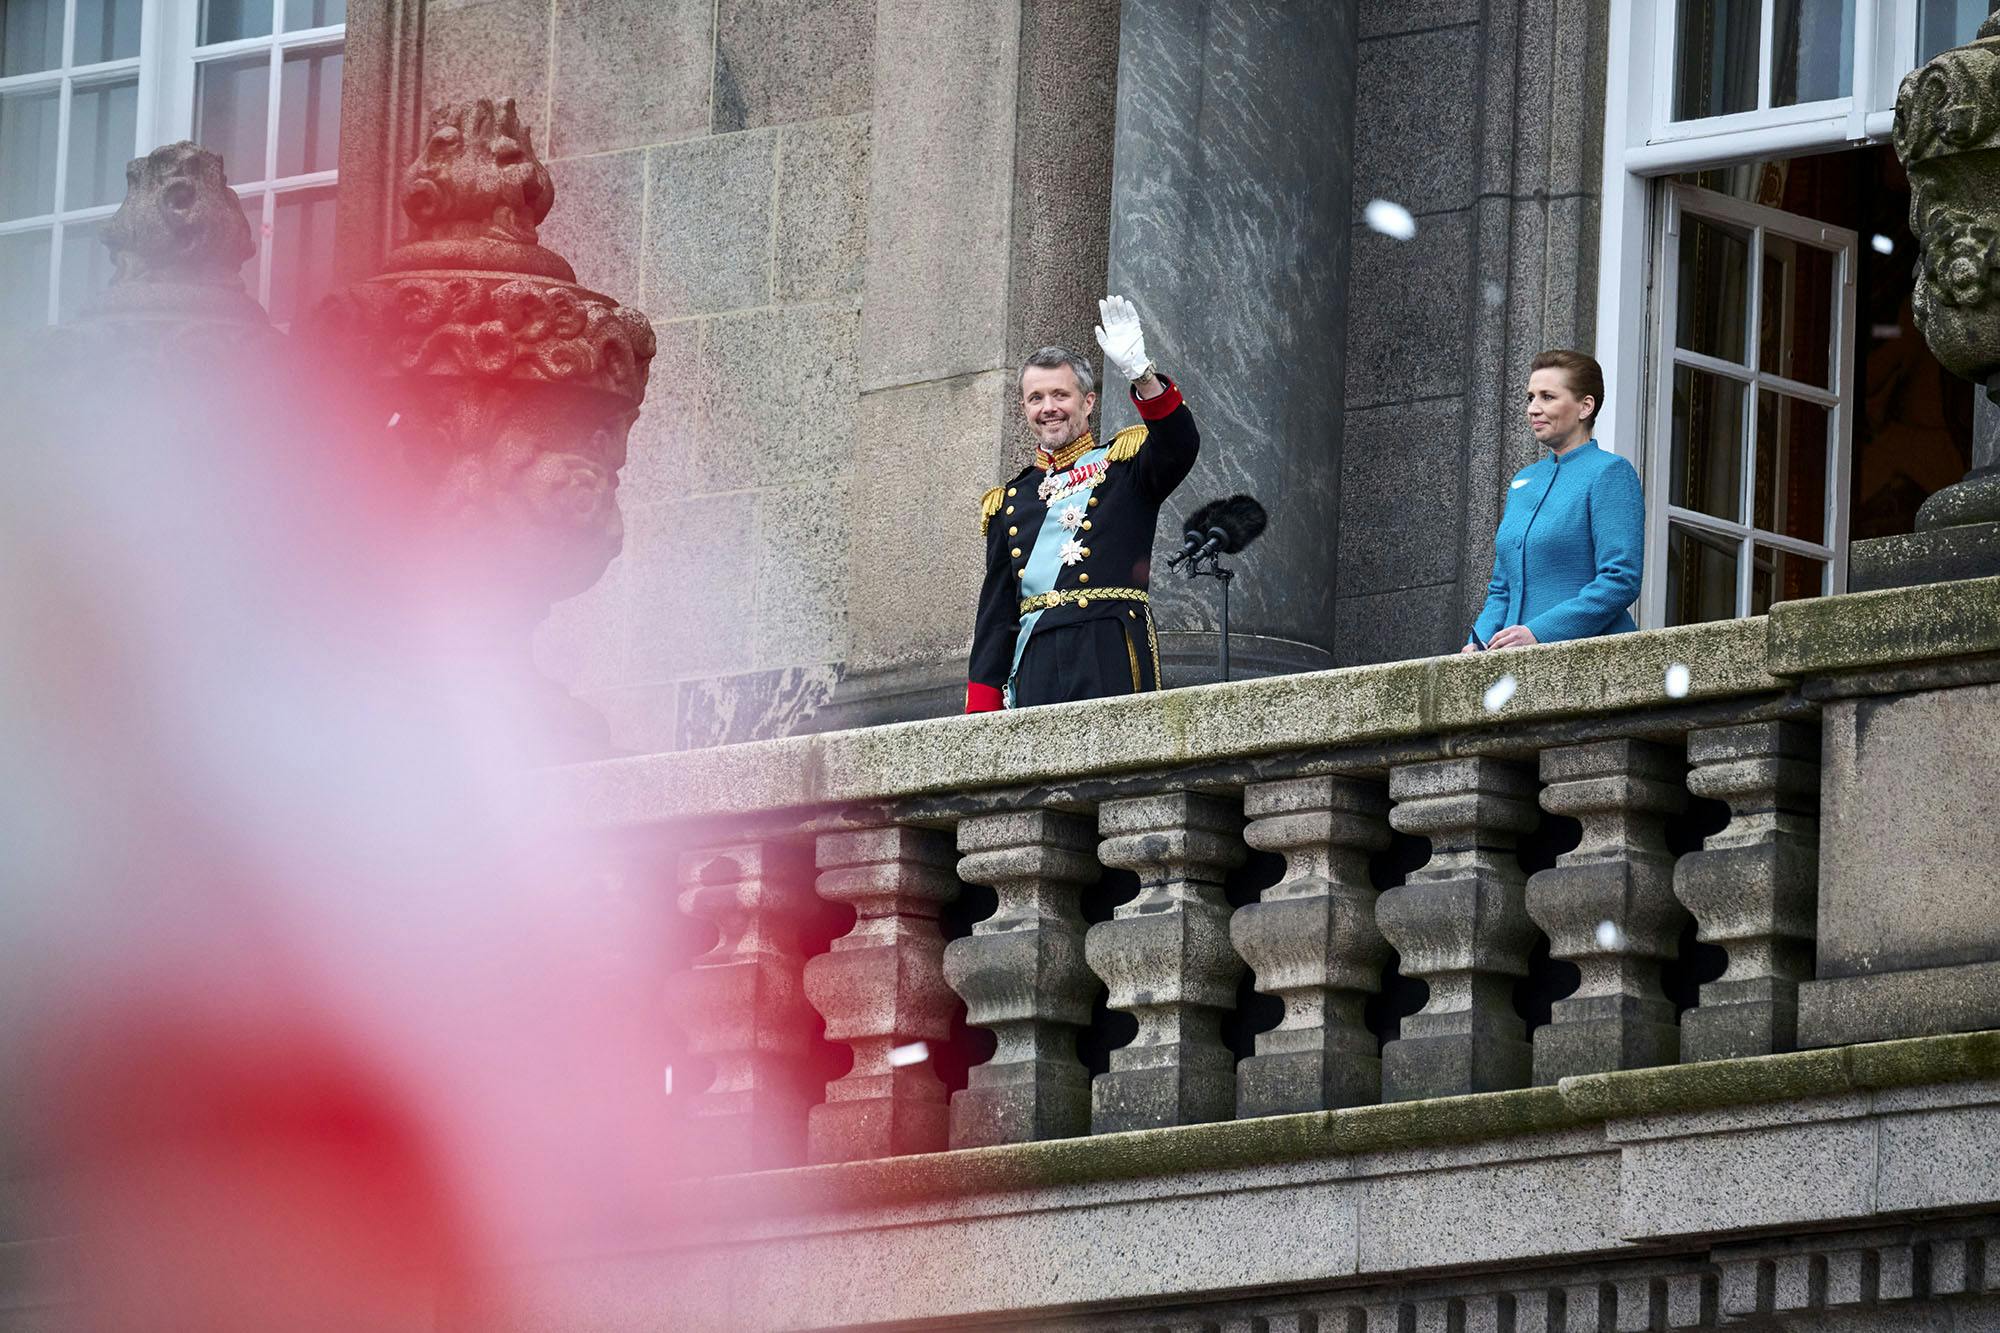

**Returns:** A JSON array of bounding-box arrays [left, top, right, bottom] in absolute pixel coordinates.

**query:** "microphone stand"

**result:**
[[1181, 548, 1235, 683]]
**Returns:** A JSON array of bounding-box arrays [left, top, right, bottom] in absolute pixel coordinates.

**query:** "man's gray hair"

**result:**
[[1019, 345, 1095, 397]]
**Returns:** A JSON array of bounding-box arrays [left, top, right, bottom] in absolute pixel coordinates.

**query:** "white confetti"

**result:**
[[1363, 198, 1417, 241], [887, 1041, 930, 1068], [1482, 673, 1518, 713], [1483, 280, 1506, 307], [385, 411, 401, 428], [1595, 919, 1625, 950], [663, 1065, 674, 1096], [1870, 233, 1895, 255], [1664, 662, 1691, 698]]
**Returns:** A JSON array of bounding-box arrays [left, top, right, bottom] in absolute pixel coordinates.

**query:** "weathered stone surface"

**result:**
[[1674, 721, 1819, 1061], [1799, 959, 2000, 1048], [1378, 758, 1539, 1100], [1338, 398, 1465, 597], [691, 302, 860, 493], [1104, 0, 1351, 676], [1804, 682, 2000, 1053], [421, 0, 551, 135], [540, 149, 646, 300], [1344, 210, 1472, 409], [945, 809, 1100, 1147], [671, 665, 840, 750], [805, 825, 960, 1161], [664, 841, 819, 1170], [775, 116, 870, 302], [1848, 519, 2000, 591], [1765, 573, 2000, 675], [1233, 775, 1391, 1116], [641, 131, 777, 320], [1527, 740, 1688, 1083], [1350, 24, 1477, 221], [616, 317, 701, 508], [714, 0, 874, 133], [1088, 791, 1247, 1132], [753, 481, 851, 670], [1335, 582, 1461, 666], [625, 493, 758, 680], [549, 0, 712, 157]]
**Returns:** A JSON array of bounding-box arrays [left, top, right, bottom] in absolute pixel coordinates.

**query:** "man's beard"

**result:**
[[1035, 416, 1083, 447]]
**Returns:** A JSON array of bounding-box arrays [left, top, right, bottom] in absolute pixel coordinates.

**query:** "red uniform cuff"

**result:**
[[965, 681, 1004, 712], [1133, 375, 1184, 420]]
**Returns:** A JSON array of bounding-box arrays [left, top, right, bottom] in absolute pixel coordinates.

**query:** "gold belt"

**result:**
[[1019, 586, 1148, 616]]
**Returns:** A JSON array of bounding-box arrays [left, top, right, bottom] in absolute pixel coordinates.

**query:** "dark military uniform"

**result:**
[[966, 376, 1199, 711]]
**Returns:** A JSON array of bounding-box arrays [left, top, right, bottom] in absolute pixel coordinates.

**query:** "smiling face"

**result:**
[[1525, 367, 1596, 451], [1020, 364, 1097, 450]]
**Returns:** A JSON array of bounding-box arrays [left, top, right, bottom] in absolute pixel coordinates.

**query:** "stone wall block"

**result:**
[[641, 132, 777, 321], [804, 825, 961, 1162], [1526, 739, 1689, 1083], [549, 0, 712, 158], [945, 809, 1101, 1147], [714, 0, 874, 133], [1378, 758, 1539, 1100], [1675, 721, 1821, 1061], [664, 841, 819, 1170], [1233, 775, 1392, 1116], [1088, 791, 1247, 1132]]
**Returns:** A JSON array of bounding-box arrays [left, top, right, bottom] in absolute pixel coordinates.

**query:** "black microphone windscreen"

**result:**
[[1209, 495, 1268, 553], [1182, 498, 1224, 537]]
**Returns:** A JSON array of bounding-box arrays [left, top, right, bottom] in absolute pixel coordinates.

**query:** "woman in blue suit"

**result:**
[[1465, 349, 1644, 652]]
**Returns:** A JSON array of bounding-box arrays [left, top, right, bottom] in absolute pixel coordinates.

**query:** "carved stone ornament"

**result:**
[[306, 97, 657, 758]]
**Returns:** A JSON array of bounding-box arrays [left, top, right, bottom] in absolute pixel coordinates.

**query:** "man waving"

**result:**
[[965, 296, 1201, 711]]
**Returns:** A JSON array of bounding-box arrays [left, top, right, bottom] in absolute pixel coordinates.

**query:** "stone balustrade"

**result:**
[[548, 576, 2000, 1173]]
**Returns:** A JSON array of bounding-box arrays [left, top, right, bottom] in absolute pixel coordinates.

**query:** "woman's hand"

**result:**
[[1459, 642, 1480, 654], [1488, 625, 1539, 650]]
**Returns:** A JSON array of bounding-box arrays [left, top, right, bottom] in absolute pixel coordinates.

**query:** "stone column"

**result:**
[[664, 842, 818, 1171], [1525, 740, 1689, 1083], [1102, 0, 1356, 683], [1378, 758, 1539, 1100], [1232, 775, 1391, 1116], [944, 810, 1100, 1147], [804, 826, 961, 1162], [307, 97, 656, 761], [1087, 792, 1246, 1132], [1855, 15, 2000, 589], [1673, 722, 1819, 1061]]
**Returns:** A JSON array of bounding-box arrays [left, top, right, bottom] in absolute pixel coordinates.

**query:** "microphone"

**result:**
[[1170, 494, 1267, 568]]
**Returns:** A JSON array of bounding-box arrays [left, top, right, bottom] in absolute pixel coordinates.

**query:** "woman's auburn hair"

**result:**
[[1530, 348, 1605, 423]]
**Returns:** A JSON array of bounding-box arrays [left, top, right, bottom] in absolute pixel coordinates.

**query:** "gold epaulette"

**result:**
[[1106, 424, 1148, 462], [979, 484, 1005, 536]]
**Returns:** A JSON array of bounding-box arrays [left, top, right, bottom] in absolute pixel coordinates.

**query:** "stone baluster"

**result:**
[[1232, 775, 1392, 1116], [1087, 792, 1247, 1132], [664, 842, 818, 1171], [1526, 740, 1691, 1082], [804, 826, 960, 1162], [944, 810, 1100, 1148], [1674, 722, 1821, 1060], [1378, 758, 1540, 1101]]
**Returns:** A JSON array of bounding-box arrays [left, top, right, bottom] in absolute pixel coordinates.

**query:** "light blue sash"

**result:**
[[1005, 446, 1109, 706]]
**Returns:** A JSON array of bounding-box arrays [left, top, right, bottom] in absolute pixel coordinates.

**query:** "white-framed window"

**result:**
[[0, 0, 343, 329], [1595, 0, 1987, 625]]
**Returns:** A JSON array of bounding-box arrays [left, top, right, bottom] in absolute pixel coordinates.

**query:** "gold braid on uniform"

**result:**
[[1106, 424, 1148, 462], [979, 485, 1006, 536]]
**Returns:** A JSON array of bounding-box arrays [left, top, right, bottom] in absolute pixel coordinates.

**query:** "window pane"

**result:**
[[235, 189, 266, 294], [1759, 240, 1835, 388], [201, 0, 274, 43], [1919, 0, 1988, 61], [58, 218, 114, 321], [65, 77, 140, 209], [1672, 365, 1748, 522], [268, 185, 336, 324], [1, 0, 64, 78], [283, 0, 345, 31], [1772, 0, 1853, 107], [1667, 524, 1741, 625], [75, 0, 144, 64], [0, 226, 51, 326], [1677, 213, 1751, 363], [196, 55, 272, 186], [0, 87, 60, 221], [1674, 0, 1760, 120], [277, 46, 342, 177], [1753, 392, 1830, 544], [1749, 544, 1825, 613]]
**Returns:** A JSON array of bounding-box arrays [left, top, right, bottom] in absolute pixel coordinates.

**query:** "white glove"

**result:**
[[1093, 294, 1152, 381]]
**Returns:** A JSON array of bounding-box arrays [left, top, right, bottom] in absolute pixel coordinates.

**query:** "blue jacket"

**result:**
[[1471, 440, 1644, 646]]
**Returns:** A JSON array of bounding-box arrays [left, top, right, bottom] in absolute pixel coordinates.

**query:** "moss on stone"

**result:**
[[1846, 1027, 2000, 1088], [1767, 575, 2000, 677], [1557, 1048, 1854, 1121]]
